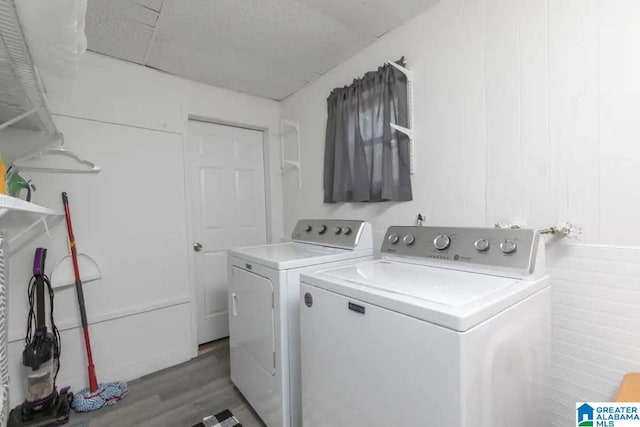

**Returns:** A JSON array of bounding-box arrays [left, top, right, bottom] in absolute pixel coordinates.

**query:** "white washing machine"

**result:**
[[300, 226, 550, 427], [227, 219, 373, 427]]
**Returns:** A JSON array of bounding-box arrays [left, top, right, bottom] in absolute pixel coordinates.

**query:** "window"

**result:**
[[323, 59, 412, 203]]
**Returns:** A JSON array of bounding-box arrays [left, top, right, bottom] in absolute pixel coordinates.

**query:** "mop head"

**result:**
[[71, 381, 130, 412]]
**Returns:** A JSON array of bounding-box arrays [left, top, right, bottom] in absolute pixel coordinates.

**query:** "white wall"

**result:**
[[281, 0, 640, 425], [1, 52, 283, 404]]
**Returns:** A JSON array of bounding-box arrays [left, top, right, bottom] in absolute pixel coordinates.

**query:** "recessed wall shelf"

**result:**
[[0, 194, 63, 254], [281, 119, 302, 190], [0, 0, 58, 136], [388, 60, 415, 174]]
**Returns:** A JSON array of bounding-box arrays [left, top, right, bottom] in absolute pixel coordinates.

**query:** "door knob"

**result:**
[[194, 242, 203, 252]]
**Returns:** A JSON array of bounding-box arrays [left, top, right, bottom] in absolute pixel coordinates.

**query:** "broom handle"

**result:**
[[62, 192, 99, 392]]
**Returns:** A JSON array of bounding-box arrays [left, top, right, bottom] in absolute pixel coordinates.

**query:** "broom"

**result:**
[[62, 192, 129, 412]]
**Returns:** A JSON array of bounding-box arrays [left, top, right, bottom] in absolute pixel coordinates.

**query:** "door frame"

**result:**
[[183, 115, 274, 356]]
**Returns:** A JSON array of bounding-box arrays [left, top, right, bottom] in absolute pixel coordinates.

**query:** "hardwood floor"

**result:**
[[69, 338, 265, 427]]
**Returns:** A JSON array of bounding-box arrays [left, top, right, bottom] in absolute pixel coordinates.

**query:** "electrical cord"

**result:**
[[48, 276, 61, 382], [24, 272, 61, 384]]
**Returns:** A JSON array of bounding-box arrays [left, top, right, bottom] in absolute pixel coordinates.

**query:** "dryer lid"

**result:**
[[301, 260, 549, 332], [228, 242, 371, 270]]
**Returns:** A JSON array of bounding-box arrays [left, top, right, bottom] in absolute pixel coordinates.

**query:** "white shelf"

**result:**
[[0, 194, 59, 216], [0, 194, 63, 254], [280, 119, 302, 190], [387, 60, 415, 174], [0, 0, 58, 135]]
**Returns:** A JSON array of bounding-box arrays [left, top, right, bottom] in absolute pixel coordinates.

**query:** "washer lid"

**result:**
[[228, 242, 372, 270], [301, 260, 549, 332]]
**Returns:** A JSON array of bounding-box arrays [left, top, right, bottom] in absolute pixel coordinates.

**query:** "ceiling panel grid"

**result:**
[[85, 0, 439, 99]]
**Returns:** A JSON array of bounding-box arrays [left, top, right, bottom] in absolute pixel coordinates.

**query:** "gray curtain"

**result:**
[[323, 58, 412, 203]]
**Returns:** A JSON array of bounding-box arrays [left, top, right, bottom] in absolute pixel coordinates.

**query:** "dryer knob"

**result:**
[[333, 226, 342, 235], [388, 234, 400, 244], [403, 235, 416, 245], [474, 239, 490, 251], [305, 225, 313, 232], [500, 240, 517, 254], [433, 234, 451, 250], [343, 227, 352, 235], [318, 225, 327, 234]]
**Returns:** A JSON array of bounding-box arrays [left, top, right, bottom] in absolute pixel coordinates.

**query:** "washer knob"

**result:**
[[343, 227, 352, 235], [388, 234, 400, 244], [403, 234, 416, 245], [433, 234, 451, 250], [318, 225, 327, 234], [500, 240, 517, 254], [305, 225, 312, 232], [333, 226, 342, 235], [474, 238, 490, 251]]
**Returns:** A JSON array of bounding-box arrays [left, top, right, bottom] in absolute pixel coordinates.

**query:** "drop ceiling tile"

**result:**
[[86, 0, 158, 63], [146, 30, 310, 99], [134, 0, 164, 12], [152, 0, 374, 82], [292, 0, 441, 38], [123, 4, 159, 26]]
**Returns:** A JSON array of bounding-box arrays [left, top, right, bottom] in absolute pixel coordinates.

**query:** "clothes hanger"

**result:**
[[12, 133, 101, 173]]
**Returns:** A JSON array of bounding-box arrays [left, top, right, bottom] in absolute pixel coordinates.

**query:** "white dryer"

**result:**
[[227, 219, 373, 427], [300, 226, 550, 427]]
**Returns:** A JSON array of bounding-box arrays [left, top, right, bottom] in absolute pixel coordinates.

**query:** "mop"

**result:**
[[61, 192, 130, 412]]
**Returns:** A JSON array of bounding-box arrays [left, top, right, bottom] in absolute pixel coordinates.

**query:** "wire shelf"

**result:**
[[0, 0, 57, 134], [0, 194, 63, 254]]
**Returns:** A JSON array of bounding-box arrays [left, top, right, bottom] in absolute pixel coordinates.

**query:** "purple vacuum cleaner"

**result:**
[[8, 248, 72, 426]]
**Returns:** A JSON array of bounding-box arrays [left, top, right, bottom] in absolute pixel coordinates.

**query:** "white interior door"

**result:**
[[188, 120, 267, 344]]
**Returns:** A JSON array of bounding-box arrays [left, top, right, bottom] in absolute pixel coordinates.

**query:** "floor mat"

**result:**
[[192, 409, 242, 427]]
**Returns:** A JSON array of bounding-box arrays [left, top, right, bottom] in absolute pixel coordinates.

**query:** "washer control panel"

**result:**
[[292, 219, 369, 249], [381, 226, 540, 273]]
